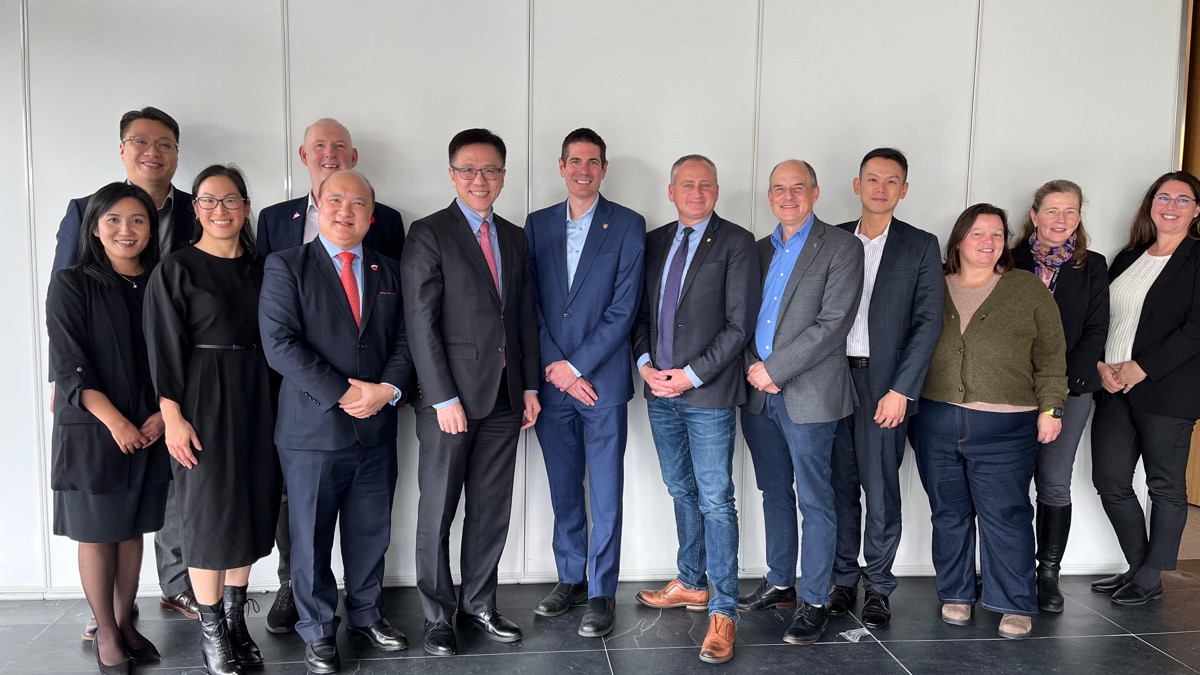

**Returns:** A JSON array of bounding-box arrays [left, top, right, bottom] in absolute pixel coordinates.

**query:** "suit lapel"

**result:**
[[779, 221, 825, 313], [99, 286, 134, 409], [448, 204, 502, 307], [171, 189, 195, 248], [357, 249, 380, 332], [546, 201, 569, 301], [1139, 237, 1196, 326], [871, 220, 903, 304], [308, 242, 358, 328], [565, 196, 612, 307], [679, 215, 720, 302], [283, 196, 308, 250]]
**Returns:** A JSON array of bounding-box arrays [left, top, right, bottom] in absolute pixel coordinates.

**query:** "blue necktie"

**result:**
[[656, 226, 692, 370]]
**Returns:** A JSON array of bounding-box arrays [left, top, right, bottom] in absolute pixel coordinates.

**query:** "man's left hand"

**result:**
[[340, 379, 393, 419], [545, 360, 578, 392], [521, 391, 542, 430], [874, 390, 908, 429]]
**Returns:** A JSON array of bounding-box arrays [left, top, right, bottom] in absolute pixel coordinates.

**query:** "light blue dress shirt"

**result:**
[[319, 234, 400, 404], [637, 216, 712, 388], [565, 197, 598, 290], [756, 217, 814, 358]]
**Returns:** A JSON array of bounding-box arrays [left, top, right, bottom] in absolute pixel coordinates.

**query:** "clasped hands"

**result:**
[[640, 363, 696, 398], [1097, 360, 1146, 394], [545, 360, 598, 406], [110, 411, 165, 455], [339, 378, 396, 419]]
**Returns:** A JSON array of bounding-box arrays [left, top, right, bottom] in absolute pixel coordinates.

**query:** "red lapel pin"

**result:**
[[603, 223, 609, 229], [370, 264, 379, 271]]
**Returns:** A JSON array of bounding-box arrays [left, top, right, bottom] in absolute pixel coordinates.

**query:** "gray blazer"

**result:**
[[836, 218, 944, 414], [744, 217, 865, 424]]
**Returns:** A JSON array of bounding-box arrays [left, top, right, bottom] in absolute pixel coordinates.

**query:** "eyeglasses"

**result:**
[[1154, 194, 1195, 208], [123, 136, 179, 153], [450, 165, 504, 181], [194, 196, 247, 210]]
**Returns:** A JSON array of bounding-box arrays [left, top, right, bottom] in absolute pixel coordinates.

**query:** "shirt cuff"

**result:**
[[683, 365, 703, 388], [382, 383, 401, 406], [433, 397, 460, 409], [637, 353, 652, 370], [567, 361, 582, 377]]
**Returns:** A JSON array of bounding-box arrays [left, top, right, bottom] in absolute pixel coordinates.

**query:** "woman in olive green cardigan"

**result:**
[[911, 203, 1067, 640]]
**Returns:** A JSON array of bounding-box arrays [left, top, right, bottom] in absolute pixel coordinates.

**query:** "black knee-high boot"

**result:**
[[198, 601, 243, 675], [223, 585, 264, 666], [1036, 503, 1072, 613]]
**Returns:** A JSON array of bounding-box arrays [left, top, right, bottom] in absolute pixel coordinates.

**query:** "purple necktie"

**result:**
[[656, 226, 692, 370]]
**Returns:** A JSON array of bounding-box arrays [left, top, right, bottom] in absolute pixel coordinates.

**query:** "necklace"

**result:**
[[117, 273, 140, 288]]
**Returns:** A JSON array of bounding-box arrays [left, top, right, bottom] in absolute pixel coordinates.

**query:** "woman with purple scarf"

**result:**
[[1011, 180, 1110, 613]]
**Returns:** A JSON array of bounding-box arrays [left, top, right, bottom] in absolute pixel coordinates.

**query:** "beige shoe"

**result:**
[[941, 603, 973, 626], [998, 614, 1032, 639], [635, 579, 709, 611], [699, 614, 735, 664]]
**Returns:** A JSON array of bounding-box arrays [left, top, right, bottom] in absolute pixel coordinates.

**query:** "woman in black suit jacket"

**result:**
[[1091, 171, 1200, 606], [1011, 180, 1109, 613], [47, 182, 170, 673]]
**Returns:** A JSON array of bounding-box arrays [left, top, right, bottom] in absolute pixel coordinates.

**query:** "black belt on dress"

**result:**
[[195, 344, 258, 351], [847, 356, 869, 369]]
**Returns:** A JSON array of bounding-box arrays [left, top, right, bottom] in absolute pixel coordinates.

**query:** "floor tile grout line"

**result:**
[[1127, 632, 1200, 674]]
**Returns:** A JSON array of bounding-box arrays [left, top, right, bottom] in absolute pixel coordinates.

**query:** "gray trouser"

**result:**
[[1034, 394, 1092, 507], [154, 480, 191, 596]]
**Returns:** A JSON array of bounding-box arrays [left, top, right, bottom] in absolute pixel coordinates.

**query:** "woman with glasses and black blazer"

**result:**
[[1091, 171, 1200, 606], [1010, 180, 1109, 613]]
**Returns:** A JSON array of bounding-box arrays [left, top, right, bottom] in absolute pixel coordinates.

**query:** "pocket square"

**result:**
[[378, 290, 397, 296]]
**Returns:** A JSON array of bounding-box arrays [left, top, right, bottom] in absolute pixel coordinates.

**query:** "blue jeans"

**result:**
[[912, 400, 1038, 616], [741, 394, 839, 606], [646, 397, 739, 619]]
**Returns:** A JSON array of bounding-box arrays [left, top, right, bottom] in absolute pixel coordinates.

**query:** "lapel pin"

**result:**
[[370, 216, 376, 224], [292, 211, 300, 219], [706, 237, 712, 243], [603, 223, 609, 229], [370, 264, 379, 271]]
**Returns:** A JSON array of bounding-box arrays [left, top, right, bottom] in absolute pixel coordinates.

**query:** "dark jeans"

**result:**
[[912, 400, 1039, 616], [1034, 393, 1092, 507], [646, 397, 739, 619], [1091, 392, 1194, 572], [740, 394, 839, 606]]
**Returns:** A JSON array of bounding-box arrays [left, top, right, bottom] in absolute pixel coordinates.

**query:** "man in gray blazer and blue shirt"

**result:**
[[631, 154, 758, 665], [826, 148, 943, 628], [737, 159, 864, 646]]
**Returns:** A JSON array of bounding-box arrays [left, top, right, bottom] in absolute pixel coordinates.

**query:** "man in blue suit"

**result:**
[[525, 128, 645, 638], [826, 148, 943, 627], [256, 118, 406, 634], [259, 169, 414, 674], [257, 118, 405, 262]]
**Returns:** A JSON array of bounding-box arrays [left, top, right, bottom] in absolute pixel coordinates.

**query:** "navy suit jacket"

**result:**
[[525, 194, 645, 409], [631, 213, 759, 408], [52, 187, 194, 272], [259, 241, 414, 450], [836, 218, 944, 414], [257, 195, 406, 263]]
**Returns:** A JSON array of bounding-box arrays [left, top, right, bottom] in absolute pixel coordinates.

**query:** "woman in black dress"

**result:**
[[47, 182, 169, 674], [145, 165, 279, 675]]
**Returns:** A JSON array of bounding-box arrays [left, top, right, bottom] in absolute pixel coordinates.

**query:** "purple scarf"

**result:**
[[1029, 231, 1076, 288]]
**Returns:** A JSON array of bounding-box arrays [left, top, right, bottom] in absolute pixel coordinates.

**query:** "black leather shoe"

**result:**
[[423, 620, 457, 656], [83, 602, 140, 641], [125, 636, 161, 662], [349, 618, 408, 651], [578, 597, 615, 637], [1111, 582, 1163, 606], [461, 609, 522, 643], [534, 581, 588, 617], [91, 630, 131, 675], [266, 580, 298, 634], [827, 584, 856, 616], [737, 577, 797, 612], [783, 601, 828, 645], [1091, 573, 1130, 594], [304, 636, 340, 674], [861, 590, 890, 628]]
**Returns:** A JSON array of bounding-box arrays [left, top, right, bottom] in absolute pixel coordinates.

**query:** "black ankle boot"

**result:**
[[223, 586, 263, 666], [199, 601, 243, 675], [1036, 503, 1071, 613]]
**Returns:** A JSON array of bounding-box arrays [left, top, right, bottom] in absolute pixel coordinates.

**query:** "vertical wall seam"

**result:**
[[280, 0, 293, 198], [521, 0, 534, 580], [1174, 0, 1191, 169], [20, 0, 51, 594], [964, 0, 984, 207]]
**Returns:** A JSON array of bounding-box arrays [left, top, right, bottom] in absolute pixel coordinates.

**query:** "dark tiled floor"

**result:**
[[3, 561, 1199, 674]]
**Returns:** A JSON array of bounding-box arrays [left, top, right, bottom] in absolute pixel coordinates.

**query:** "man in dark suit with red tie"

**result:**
[[259, 169, 414, 674], [401, 128, 541, 657], [256, 117, 407, 634]]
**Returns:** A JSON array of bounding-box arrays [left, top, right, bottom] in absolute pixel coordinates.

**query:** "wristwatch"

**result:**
[[1041, 407, 1064, 419]]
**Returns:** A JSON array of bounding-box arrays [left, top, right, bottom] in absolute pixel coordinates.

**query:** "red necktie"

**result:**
[[337, 251, 361, 327], [480, 219, 501, 294]]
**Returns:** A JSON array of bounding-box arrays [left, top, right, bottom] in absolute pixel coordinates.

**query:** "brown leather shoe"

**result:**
[[635, 579, 708, 611], [699, 614, 735, 664], [160, 590, 201, 620], [998, 614, 1032, 639]]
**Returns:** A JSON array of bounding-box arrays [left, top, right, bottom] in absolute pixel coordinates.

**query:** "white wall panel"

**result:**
[[25, 0, 287, 592], [970, 0, 1187, 571], [0, 0, 48, 592]]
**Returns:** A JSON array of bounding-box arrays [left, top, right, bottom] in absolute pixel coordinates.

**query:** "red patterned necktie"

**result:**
[[337, 250, 361, 327], [479, 219, 500, 293]]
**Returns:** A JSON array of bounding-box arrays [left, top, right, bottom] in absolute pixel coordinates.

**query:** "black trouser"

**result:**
[[1091, 392, 1194, 572]]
